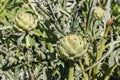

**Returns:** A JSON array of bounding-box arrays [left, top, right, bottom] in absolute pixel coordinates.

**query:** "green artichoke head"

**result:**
[[94, 6, 104, 20], [57, 34, 87, 61], [14, 12, 38, 32]]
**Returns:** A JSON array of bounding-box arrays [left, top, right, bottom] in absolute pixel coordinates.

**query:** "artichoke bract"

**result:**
[[57, 34, 87, 61], [94, 6, 104, 20], [14, 12, 38, 32]]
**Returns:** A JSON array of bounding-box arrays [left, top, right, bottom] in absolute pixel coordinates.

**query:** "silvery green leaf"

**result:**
[[108, 52, 116, 67]]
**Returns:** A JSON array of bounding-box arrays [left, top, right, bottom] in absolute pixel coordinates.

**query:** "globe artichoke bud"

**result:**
[[57, 34, 87, 61], [94, 6, 104, 20], [14, 12, 38, 32]]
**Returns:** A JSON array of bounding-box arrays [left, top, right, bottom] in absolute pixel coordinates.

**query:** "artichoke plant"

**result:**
[[94, 6, 104, 20], [1, 0, 120, 80], [14, 12, 38, 32], [57, 34, 87, 61], [13, 11, 39, 47]]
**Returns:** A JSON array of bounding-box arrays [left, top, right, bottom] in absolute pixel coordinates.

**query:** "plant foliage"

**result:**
[[0, 0, 120, 80]]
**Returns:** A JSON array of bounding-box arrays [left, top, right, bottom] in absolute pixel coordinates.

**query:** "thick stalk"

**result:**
[[26, 50, 35, 80], [93, 38, 106, 77], [104, 64, 117, 80], [93, 19, 113, 77], [68, 61, 74, 80], [25, 34, 30, 48], [79, 60, 88, 80], [28, 67, 35, 80], [25, 34, 35, 80]]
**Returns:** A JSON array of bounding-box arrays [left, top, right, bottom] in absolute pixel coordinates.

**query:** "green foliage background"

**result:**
[[0, 0, 120, 80]]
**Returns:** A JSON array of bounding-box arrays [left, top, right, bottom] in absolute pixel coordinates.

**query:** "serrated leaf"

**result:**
[[33, 29, 42, 37], [30, 36, 36, 47], [108, 51, 117, 67]]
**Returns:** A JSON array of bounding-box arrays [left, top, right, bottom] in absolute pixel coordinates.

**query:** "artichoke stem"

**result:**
[[25, 34, 30, 48], [104, 64, 117, 80], [28, 67, 35, 80], [68, 61, 74, 80], [79, 60, 88, 80], [93, 19, 113, 78]]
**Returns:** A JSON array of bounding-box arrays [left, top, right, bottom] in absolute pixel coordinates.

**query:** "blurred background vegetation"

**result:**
[[0, 0, 120, 80]]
